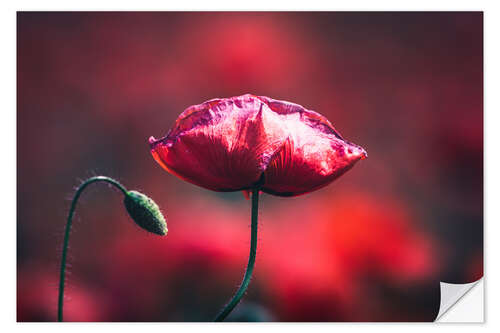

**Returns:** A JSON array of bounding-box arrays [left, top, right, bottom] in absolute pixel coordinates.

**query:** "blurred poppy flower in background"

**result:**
[[149, 94, 367, 196], [261, 192, 440, 321], [100, 208, 256, 321]]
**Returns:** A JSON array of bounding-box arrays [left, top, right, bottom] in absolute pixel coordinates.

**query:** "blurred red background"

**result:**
[[17, 12, 483, 321]]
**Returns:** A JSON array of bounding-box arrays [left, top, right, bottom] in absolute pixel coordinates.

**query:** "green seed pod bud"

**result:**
[[123, 190, 167, 236]]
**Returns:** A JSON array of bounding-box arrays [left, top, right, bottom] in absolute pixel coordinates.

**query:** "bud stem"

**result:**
[[214, 186, 260, 321], [57, 176, 128, 322]]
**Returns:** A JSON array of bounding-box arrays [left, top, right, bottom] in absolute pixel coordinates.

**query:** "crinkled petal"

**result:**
[[150, 95, 287, 191], [257, 96, 367, 196]]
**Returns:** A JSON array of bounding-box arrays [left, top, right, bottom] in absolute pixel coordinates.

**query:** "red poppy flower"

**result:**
[[149, 94, 367, 196]]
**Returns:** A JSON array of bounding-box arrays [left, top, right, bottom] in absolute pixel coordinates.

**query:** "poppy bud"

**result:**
[[123, 190, 167, 236]]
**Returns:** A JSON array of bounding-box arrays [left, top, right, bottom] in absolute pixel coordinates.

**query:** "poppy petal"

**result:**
[[257, 96, 367, 196], [150, 95, 286, 191]]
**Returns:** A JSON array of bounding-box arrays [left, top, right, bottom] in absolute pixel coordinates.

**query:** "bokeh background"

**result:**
[[17, 12, 483, 321]]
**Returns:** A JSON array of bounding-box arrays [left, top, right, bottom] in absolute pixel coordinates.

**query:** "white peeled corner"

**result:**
[[436, 278, 483, 322]]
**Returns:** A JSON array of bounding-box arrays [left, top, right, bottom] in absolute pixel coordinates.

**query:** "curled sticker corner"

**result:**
[[436, 278, 483, 321]]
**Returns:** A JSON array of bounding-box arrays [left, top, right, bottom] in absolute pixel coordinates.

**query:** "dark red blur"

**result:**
[[17, 12, 483, 321]]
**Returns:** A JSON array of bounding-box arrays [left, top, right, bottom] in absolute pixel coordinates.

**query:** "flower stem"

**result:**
[[57, 176, 127, 322], [214, 186, 260, 322]]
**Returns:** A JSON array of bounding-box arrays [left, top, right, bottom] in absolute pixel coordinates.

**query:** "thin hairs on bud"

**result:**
[[124, 191, 167, 236]]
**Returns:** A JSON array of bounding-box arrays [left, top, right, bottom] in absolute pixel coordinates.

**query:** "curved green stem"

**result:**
[[57, 176, 127, 322], [214, 187, 260, 322]]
